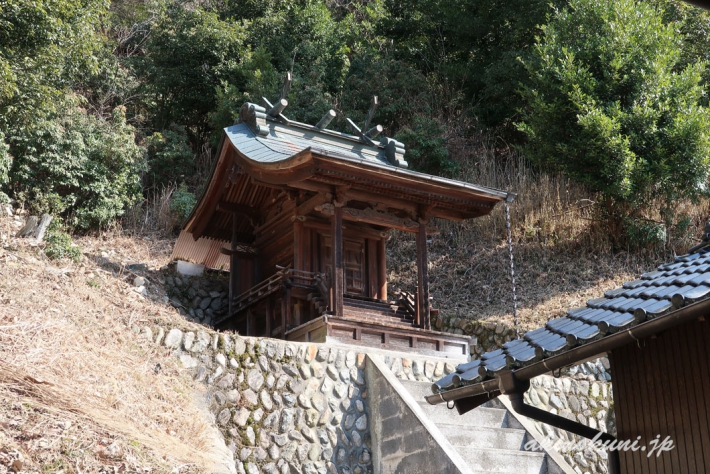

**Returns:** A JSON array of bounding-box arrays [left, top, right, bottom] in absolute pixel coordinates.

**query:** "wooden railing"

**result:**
[[396, 289, 438, 329], [314, 273, 330, 313], [396, 289, 417, 318], [277, 266, 321, 288], [213, 267, 327, 326], [232, 272, 284, 314]]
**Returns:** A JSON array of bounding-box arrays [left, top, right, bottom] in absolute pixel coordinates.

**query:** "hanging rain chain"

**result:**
[[504, 202, 520, 339]]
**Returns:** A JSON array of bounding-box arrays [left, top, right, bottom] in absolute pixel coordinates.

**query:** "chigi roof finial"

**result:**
[[238, 73, 406, 167], [345, 96, 382, 146], [262, 72, 292, 123]]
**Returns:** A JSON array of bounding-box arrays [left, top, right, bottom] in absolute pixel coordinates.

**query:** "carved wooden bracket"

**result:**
[[315, 204, 438, 234], [227, 164, 243, 185]]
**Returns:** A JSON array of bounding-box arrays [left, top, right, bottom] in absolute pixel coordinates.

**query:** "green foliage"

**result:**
[[518, 0, 710, 243], [145, 127, 195, 189], [396, 116, 456, 176], [137, 4, 249, 146], [170, 184, 196, 220], [8, 104, 145, 230], [6, 0, 710, 246], [0, 0, 108, 130], [379, 0, 562, 133], [44, 221, 82, 262], [0, 131, 10, 203], [341, 56, 432, 134]]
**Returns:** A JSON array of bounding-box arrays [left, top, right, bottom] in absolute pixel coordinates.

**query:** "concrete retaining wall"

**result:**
[[366, 355, 471, 474]]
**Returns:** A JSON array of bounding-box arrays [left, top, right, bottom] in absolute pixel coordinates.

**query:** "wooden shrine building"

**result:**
[[173, 96, 514, 358]]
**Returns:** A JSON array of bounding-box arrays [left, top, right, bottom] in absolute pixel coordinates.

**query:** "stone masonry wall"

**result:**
[[134, 321, 462, 474], [136, 323, 372, 474], [164, 273, 229, 326], [523, 359, 615, 474], [142, 265, 615, 474]]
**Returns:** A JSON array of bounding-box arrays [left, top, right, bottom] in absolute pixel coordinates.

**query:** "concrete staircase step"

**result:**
[[416, 401, 507, 428], [397, 379, 440, 400], [436, 423, 526, 450], [455, 447, 546, 473], [396, 374, 551, 473]]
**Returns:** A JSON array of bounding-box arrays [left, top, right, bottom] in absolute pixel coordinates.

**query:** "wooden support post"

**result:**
[[416, 220, 431, 330], [228, 213, 239, 318], [377, 237, 387, 301], [285, 287, 293, 330], [247, 310, 254, 336], [332, 205, 344, 317], [294, 219, 304, 272], [281, 290, 287, 339], [303, 226, 312, 272], [367, 239, 378, 299], [414, 288, 420, 327], [266, 299, 273, 338]]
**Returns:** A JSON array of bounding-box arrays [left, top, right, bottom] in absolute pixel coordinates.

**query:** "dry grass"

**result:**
[[124, 186, 180, 237], [388, 133, 710, 331], [0, 214, 218, 473]]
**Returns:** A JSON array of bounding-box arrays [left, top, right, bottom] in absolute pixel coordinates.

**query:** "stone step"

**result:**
[[455, 447, 546, 473], [398, 380, 508, 428], [437, 424, 527, 451], [397, 376, 549, 474], [416, 401, 508, 428], [399, 379, 494, 407]]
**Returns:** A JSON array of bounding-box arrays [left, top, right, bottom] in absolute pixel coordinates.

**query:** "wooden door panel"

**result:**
[[344, 240, 364, 294], [319, 234, 365, 296]]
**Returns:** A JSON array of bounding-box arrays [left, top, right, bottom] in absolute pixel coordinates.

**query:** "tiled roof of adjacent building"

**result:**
[[431, 234, 710, 399]]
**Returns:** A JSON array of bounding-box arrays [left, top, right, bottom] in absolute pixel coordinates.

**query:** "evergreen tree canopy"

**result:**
[[518, 0, 710, 217]]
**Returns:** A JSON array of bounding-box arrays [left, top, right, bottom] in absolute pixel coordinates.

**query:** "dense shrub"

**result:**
[[8, 105, 144, 230], [44, 220, 82, 262], [0, 132, 10, 203], [518, 0, 710, 244], [170, 184, 197, 221], [145, 127, 195, 189]]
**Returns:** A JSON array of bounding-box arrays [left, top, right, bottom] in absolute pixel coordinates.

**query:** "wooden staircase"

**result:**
[[342, 295, 418, 329], [307, 292, 418, 329]]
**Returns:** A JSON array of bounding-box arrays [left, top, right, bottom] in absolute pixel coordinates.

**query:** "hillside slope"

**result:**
[[0, 211, 230, 473]]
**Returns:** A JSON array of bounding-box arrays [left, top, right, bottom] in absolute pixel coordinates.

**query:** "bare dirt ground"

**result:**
[[0, 211, 219, 473]]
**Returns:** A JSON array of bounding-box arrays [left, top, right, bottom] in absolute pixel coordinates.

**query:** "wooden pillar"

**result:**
[[281, 289, 287, 339], [285, 287, 292, 329], [377, 237, 387, 301], [367, 239, 378, 299], [246, 310, 254, 336], [303, 226, 312, 272], [332, 205, 344, 317], [228, 213, 239, 317], [266, 298, 273, 338], [416, 221, 430, 330], [293, 219, 304, 272]]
